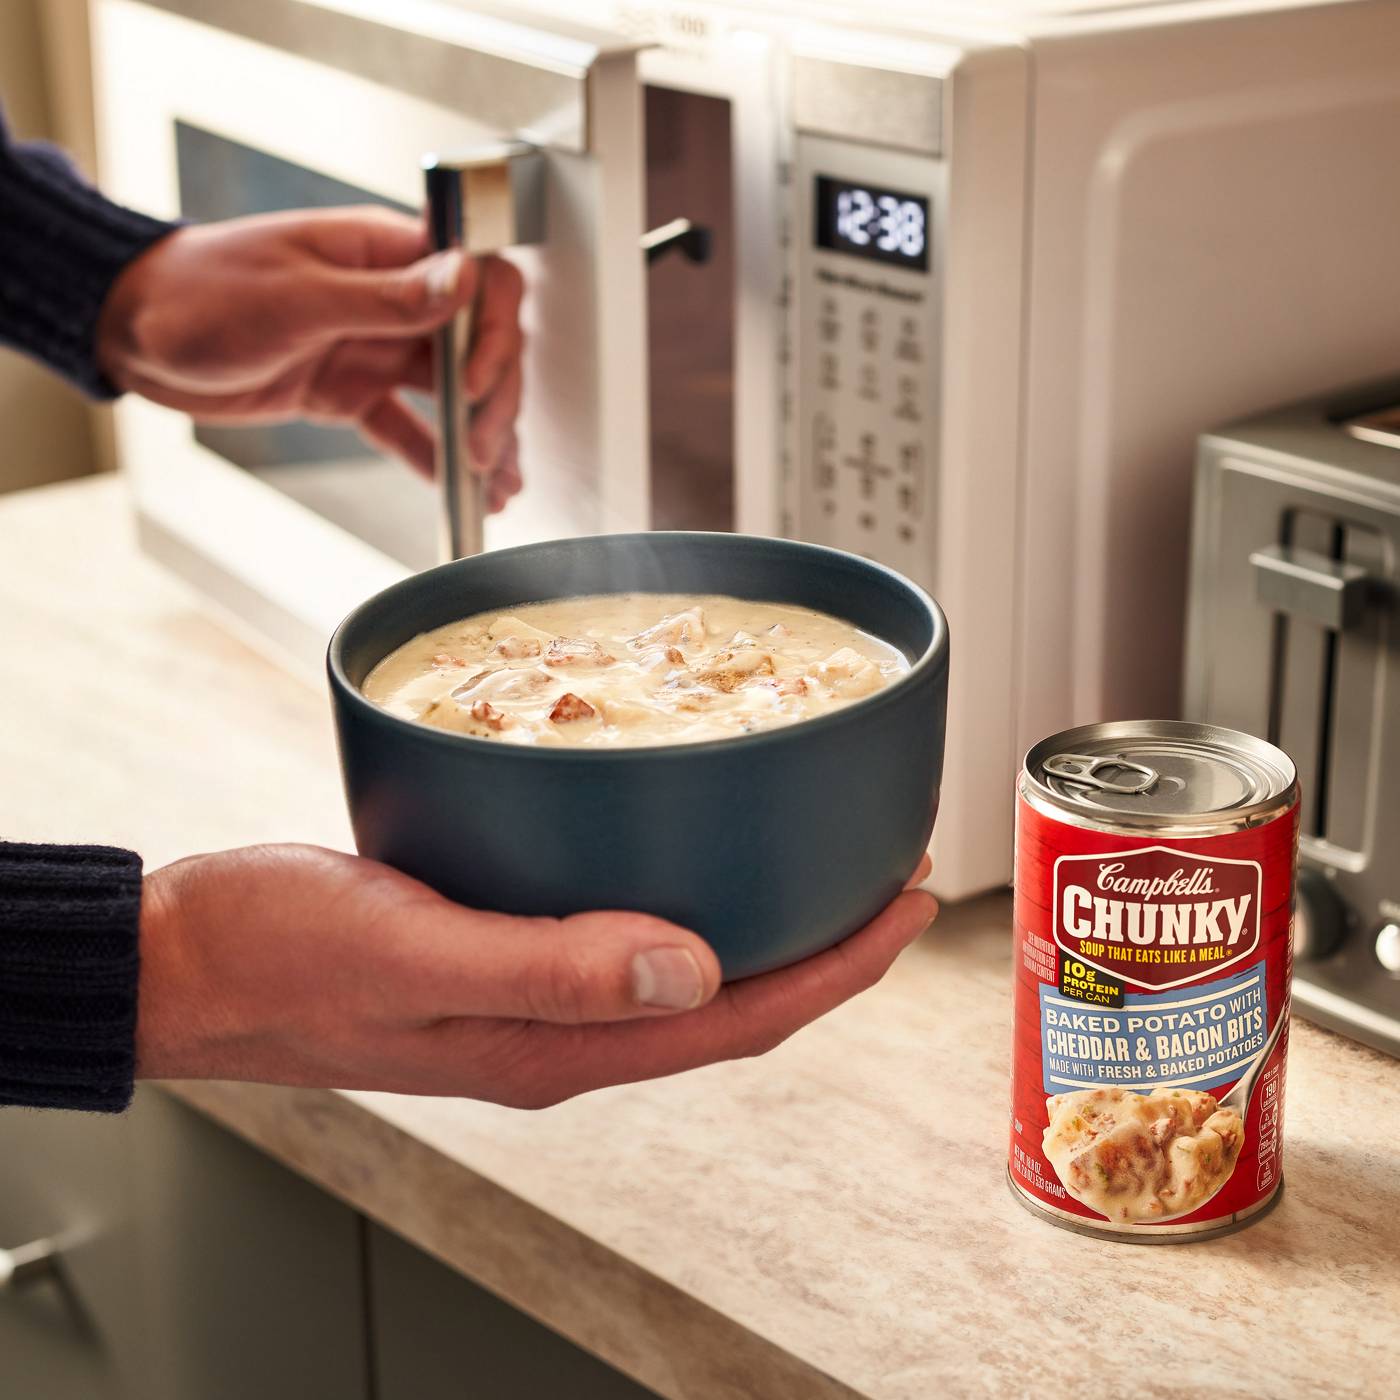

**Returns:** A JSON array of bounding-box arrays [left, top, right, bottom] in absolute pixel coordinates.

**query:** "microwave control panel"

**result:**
[[787, 135, 945, 593]]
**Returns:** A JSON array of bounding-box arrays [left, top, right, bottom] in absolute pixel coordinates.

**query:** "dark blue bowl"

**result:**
[[328, 533, 948, 980]]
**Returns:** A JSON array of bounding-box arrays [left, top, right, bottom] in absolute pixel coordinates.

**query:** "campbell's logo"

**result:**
[[1052, 845, 1261, 990]]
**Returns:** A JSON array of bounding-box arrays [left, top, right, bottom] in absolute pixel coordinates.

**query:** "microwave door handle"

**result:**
[[423, 144, 543, 560]]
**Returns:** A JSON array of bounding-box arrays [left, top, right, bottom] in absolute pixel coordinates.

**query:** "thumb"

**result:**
[[291, 249, 477, 340], [418, 907, 724, 1025]]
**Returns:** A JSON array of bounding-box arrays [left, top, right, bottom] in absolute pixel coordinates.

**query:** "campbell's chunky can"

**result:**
[[1009, 721, 1299, 1242]]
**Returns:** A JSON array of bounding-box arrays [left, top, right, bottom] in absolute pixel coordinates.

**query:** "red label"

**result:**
[[1052, 845, 1261, 990], [1010, 784, 1298, 1236]]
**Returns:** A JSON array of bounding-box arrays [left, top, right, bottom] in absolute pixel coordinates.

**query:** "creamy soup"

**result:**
[[1042, 1087, 1244, 1223], [362, 593, 908, 748]]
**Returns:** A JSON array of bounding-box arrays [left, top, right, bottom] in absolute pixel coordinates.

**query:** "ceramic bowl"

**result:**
[[328, 532, 948, 979]]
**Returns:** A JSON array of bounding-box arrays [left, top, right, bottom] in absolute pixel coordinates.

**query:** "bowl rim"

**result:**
[[327, 531, 949, 764]]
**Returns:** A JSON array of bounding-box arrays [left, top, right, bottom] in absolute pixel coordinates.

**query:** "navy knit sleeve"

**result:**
[[0, 843, 143, 1113], [0, 106, 179, 400]]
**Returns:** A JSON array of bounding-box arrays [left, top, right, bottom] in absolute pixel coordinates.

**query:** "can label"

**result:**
[[1011, 791, 1298, 1235]]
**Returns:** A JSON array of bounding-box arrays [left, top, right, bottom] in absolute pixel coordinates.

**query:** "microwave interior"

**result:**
[[173, 85, 736, 571]]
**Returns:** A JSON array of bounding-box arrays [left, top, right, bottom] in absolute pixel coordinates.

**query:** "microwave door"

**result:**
[[90, 0, 650, 674]]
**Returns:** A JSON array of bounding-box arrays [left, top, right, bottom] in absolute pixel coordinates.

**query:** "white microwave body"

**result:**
[[92, 0, 1400, 897]]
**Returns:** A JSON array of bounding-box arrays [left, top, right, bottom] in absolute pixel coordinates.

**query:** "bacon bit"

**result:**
[[450, 670, 493, 698], [493, 636, 541, 660], [544, 638, 615, 668], [432, 652, 467, 668], [665, 646, 684, 664], [469, 700, 513, 731], [549, 692, 596, 723], [753, 675, 809, 697]]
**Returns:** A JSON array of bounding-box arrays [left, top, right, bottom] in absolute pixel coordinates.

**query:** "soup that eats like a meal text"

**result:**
[[361, 593, 908, 748]]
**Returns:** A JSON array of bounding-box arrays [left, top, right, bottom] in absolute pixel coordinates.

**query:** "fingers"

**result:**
[[304, 339, 425, 420], [500, 887, 939, 1105], [463, 257, 524, 402], [285, 248, 479, 342], [468, 361, 522, 475], [391, 903, 724, 1025], [905, 852, 933, 889], [357, 394, 435, 477], [486, 432, 522, 513], [284, 205, 430, 269], [465, 259, 524, 487]]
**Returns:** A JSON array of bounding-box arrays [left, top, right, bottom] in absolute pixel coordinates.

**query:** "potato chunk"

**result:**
[[629, 607, 706, 649], [810, 646, 882, 698], [696, 647, 776, 693], [545, 638, 615, 668]]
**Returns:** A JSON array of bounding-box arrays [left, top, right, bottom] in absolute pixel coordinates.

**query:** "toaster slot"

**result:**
[[1322, 524, 1387, 856], [1268, 511, 1339, 838], [1262, 510, 1384, 854]]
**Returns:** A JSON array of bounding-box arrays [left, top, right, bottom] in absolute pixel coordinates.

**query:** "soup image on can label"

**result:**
[[1009, 722, 1299, 1243], [1042, 1087, 1244, 1223]]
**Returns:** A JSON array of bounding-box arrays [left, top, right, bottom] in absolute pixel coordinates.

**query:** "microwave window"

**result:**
[[174, 122, 437, 571], [814, 176, 929, 273]]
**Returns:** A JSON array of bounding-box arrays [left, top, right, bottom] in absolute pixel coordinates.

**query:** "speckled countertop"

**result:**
[[4, 478, 1397, 1399]]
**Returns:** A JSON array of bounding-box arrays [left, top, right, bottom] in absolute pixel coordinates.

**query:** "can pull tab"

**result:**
[[1042, 753, 1159, 795]]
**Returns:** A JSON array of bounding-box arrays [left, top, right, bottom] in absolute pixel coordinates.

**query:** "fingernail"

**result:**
[[631, 947, 705, 1010], [425, 249, 464, 303]]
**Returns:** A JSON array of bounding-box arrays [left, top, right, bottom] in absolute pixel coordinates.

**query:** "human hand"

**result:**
[[136, 844, 937, 1105], [96, 208, 524, 511]]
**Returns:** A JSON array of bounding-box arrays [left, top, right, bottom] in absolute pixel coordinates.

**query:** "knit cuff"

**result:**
[[0, 843, 143, 1113], [0, 135, 179, 400]]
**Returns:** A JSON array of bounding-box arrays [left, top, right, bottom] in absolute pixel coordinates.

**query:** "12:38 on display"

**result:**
[[814, 175, 930, 272]]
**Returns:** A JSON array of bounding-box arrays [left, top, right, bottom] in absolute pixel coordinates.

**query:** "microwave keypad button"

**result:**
[[858, 364, 880, 402], [895, 315, 923, 364], [894, 375, 922, 423], [860, 308, 879, 353]]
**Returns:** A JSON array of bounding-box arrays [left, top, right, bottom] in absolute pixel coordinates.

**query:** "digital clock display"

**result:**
[[814, 176, 930, 272]]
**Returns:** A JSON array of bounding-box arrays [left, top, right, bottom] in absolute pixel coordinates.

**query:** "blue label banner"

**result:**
[[1038, 961, 1268, 1095]]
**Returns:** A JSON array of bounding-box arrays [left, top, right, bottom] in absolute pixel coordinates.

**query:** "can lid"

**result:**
[[1025, 721, 1296, 826]]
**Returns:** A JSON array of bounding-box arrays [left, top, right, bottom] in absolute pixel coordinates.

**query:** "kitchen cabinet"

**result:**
[[127, 1091, 369, 1400], [0, 1103, 137, 1400], [0, 1090, 368, 1400], [3, 1091, 660, 1398], [367, 1222, 659, 1400]]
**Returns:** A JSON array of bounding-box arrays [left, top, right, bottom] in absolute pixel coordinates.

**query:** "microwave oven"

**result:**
[[91, 0, 1400, 899]]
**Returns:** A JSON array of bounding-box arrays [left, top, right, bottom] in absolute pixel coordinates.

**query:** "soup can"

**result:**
[[1009, 720, 1299, 1242]]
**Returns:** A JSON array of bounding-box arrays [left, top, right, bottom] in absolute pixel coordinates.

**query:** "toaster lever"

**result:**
[[1249, 544, 1368, 631]]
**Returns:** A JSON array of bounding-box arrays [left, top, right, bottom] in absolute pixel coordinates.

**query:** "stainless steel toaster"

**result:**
[[1184, 381, 1400, 1057]]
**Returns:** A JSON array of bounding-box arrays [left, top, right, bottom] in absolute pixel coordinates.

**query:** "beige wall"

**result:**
[[0, 0, 104, 495]]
